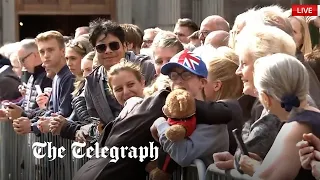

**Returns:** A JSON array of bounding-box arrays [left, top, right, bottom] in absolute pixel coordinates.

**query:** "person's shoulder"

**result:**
[[142, 89, 170, 108], [85, 66, 103, 82], [126, 51, 153, 64], [0, 75, 20, 85], [252, 113, 282, 132], [136, 53, 152, 61]]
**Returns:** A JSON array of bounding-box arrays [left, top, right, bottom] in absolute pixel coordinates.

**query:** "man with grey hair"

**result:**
[[75, 26, 90, 38], [6, 39, 53, 124], [199, 15, 229, 44], [204, 30, 229, 48], [141, 27, 162, 49]]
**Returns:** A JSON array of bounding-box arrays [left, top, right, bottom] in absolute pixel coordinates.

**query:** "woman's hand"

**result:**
[[50, 115, 67, 135], [6, 103, 23, 120], [36, 93, 49, 110], [306, 16, 320, 28], [239, 153, 262, 176], [297, 140, 315, 170], [150, 117, 167, 142], [0, 109, 8, 121], [311, 159, 320, 180], [213, 151, 235, 170]]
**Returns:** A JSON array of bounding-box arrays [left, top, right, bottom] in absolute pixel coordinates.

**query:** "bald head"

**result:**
[[199, 15, 229, 43], [201, 15, 229, 31], [204, 30, 229, 48]]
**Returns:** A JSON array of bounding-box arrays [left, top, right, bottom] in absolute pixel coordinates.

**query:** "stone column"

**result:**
[[157, 0, 180, 31], [201, 0, 224, 19], [132, 0, 158, 30], [192, 0, 202, 26], [1, 0, 16, 43], [116, 0, 132, 24], [0, 0, 2, 44]]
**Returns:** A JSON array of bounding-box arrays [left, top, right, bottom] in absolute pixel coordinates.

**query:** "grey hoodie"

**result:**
[[155, 120, 229, 167]]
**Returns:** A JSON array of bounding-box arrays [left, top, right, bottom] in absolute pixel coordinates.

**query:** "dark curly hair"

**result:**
[[89, 18, 125, 47]]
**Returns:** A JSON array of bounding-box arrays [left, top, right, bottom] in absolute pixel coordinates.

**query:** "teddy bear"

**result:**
[[162, 88, 196, 141], [148, 89, 197, 180]]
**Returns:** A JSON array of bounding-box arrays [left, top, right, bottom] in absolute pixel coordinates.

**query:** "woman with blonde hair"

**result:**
[[204, 46, 243, 154], [213, 24, 297, 171], [239, 53, 320, 179], [204, 47, 242, 101], [284, 10, 312, 55]]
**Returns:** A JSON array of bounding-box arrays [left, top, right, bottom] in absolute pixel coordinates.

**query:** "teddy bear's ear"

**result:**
[[162, 105, 169, 117]]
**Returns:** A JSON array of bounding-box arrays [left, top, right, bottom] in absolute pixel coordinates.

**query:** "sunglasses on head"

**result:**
[[95, 42, 120, 53], [67, 41, 85, 50]]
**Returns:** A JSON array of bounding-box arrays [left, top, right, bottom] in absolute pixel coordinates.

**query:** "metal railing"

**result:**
[[0, 119, 89, 180], [205, 164, 253, 180], [0, 118, 252, 180]]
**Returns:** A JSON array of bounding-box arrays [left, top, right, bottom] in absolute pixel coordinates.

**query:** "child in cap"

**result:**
[[161, 49, 208, 100], [151, 49, 209, 178]]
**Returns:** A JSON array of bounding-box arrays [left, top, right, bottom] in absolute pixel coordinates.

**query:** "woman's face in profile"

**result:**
[[289, 17, 303, 50], [110, 70, 145, 106], [81, 58, 93, 77], [235, 49, 256, 97]]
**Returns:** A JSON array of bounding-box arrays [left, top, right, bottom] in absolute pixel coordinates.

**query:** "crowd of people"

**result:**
[[1, 4, 320, 180]]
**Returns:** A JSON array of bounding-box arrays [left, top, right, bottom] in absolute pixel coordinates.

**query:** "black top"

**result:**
[[288, 110, 320, 180], [73, 90, 233, 180]]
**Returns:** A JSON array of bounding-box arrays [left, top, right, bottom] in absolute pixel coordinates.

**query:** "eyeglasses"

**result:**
[[142, 39, 153, 44], [169, 71, 194, 81], [19, 52, 33, 64], [95, 42, 120, 53], [199, 31, 212, 37]]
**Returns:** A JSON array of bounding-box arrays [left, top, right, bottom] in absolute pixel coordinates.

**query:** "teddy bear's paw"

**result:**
[[165, 125, 186, 142], [149, 168, 172, 180]]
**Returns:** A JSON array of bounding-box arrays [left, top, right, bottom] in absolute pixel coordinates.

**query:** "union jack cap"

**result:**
[[161, 49, 208, 78]]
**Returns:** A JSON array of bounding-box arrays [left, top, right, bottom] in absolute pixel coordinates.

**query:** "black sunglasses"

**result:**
[[95, 42, 120, 53]]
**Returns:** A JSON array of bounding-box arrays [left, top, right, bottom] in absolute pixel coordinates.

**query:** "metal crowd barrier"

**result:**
[[205, 164, 253, 180], [0, 120, 89, 180], [2, 119, 250, 180], [183, 159, 206, 180]]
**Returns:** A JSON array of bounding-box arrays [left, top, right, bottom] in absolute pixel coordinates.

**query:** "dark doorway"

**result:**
[[18, 15, 110, 40]]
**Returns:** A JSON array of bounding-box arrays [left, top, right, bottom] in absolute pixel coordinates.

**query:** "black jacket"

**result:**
[[60, 85, 93, 140], [73, 90, 232, 180], [0, 58, 21, 101]]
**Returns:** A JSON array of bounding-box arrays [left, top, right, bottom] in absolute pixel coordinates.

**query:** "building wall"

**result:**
[[0, 0, 293, 45], [117, 0, 225, 31], [0, 0, 2, 44], [1, 0, 16, 44]]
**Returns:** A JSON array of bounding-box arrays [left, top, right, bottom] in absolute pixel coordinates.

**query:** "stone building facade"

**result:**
[[0, 0, 291, 44]]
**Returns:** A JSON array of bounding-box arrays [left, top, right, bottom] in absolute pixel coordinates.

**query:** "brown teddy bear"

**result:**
[[162, 88, 196, 141], [148, 89, 197, 180]]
